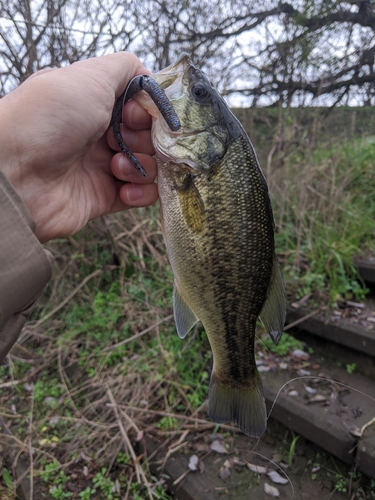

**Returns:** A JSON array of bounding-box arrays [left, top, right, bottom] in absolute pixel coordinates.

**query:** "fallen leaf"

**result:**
[[297, 369, 311, 376], [267, 470, 289, 485], [233, 458, 246, 467], [210, 440, 228, 454], [188, 455, 199, 471], [264, 483, 280, 497], [288, 390, 299, 397], [307, 395, 327, 404], [292, 349, 310, 361], [247, 462, 267, 474], [346, 301, 365, 309], [219, 465, 231, 481], [304, 384, 317, 395], [258, 365, 271, 372]]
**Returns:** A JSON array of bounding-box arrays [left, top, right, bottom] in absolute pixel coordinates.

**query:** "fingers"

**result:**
[[107, 123, 155, 156], [110, 151, 158, 210], [123, 100, 152, 130], [120, 181, 159, 207], [107, 176, 159, 216], [111, 152, 157, 182]]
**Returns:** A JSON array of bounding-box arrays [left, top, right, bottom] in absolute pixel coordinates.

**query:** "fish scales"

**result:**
[[159, 137, 273, 379], [145, 54, 285, 438]]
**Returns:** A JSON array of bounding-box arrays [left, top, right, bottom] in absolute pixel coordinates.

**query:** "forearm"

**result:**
[[0, 171, 52, 362]]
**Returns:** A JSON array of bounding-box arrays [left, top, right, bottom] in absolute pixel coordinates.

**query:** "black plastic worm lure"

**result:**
[[111, 75, 181, 177]]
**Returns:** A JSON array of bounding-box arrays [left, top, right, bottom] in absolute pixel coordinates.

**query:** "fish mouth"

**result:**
[[134, 53, 191, 127], [150, 54, 204, 138], [139, 53, 206, 171], [153, 53, 192, 89]]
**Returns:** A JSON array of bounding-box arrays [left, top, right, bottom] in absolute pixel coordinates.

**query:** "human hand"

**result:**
[[0, 52, 157, 243]]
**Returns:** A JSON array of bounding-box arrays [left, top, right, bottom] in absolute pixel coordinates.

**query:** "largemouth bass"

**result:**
[[143, 54, 286, 438]]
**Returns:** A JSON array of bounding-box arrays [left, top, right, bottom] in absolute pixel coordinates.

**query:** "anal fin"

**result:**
[[173, 284, 199, 339]]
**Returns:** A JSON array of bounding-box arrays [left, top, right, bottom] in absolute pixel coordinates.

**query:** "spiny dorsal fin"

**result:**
[[259, 254, 286, 345], [173, 284, 199, 339]]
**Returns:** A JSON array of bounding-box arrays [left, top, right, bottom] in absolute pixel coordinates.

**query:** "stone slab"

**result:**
[[356, 426, 375, 479], [286, 307, 375, 357], [356, 258, 375, 287], [262, 371, 359, 465]]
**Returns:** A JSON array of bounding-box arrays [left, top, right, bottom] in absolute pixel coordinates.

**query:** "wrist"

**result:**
[[0, 85, 36, 198]]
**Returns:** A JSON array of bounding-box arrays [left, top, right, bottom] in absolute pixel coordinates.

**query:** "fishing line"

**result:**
[[267, 375, 375, 424], [232, 372, 375, 499]]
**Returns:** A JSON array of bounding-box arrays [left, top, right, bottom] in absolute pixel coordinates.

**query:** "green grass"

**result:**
[[259, 332, 303, 357], [271, 137, 375, 303]]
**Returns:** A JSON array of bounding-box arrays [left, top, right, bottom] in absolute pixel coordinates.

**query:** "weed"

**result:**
[[346, 363, 357, 374], [116, 451, 130, 465], [50, 485, 73, 499], [334, 474, 347, 493], [1, 468, 12, 489], [40, 462, 61, 483], [288, 433, 300, 467], [157, 416, 179, 431], [79, 487, 97, 499], [34, 378, 64, 404], [92, 468, 119, 500]]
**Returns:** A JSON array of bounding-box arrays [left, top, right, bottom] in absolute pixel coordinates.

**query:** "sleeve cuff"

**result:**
[[0, 170, 53, 361]]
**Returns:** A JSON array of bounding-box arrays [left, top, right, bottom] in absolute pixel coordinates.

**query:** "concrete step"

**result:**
[[286, 304, 375, 358], [356, 258, 375, 288]]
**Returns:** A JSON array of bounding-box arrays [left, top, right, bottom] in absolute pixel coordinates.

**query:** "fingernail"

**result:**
[[127, 185, 144, 201]]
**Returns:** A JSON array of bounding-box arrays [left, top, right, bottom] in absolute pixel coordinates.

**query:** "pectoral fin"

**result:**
[[173, 284, 199, 339], [177, 175, 205, 234], [259, 254, 286, 345]]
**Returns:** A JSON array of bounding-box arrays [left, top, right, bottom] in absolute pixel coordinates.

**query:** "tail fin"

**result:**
[[207, 370, 267, 438]]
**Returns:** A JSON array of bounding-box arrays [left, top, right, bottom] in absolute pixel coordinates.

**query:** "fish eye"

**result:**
[[191, 82, 210, 101]]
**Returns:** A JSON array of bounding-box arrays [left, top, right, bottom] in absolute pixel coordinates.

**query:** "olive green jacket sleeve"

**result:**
[[0, 171, 52, 363]]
